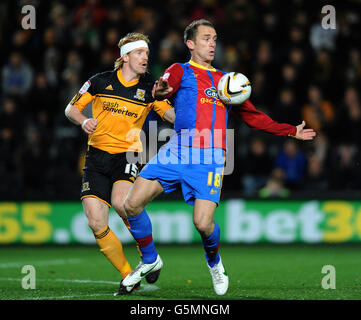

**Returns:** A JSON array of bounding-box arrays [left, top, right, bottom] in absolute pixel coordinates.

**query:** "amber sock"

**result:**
[[94, 225, 132, 279]]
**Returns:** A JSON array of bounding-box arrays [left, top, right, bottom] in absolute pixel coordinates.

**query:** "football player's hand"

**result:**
[[81, 118, 97, 134], [153, 77, 173, 98], [295, 120, 316, 140]]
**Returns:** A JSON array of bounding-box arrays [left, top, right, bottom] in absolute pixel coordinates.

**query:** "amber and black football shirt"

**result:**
[[70, 69, 172, 154]]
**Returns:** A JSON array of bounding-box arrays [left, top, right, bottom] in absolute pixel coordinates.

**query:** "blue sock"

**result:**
[[127, 210, 158, 264], [201, 222, 221, 268]]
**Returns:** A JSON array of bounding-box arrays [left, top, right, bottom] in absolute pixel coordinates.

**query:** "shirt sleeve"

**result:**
[[151, 99, 173, 120], [69, 77, 98, 111], [160, 63, 184, 99], [232, 99, 297, 137]]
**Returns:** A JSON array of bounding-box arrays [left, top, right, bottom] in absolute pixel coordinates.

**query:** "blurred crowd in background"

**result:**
[[0, 0, 360, 200]]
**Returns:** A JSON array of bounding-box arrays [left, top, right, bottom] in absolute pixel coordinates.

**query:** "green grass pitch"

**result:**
[[0, 244, 361, 300]]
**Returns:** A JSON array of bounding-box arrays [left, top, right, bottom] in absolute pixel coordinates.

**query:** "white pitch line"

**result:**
[[54, 278, 119, 284], [0, 258, 82, 268], [0, 277, 159, 289], [30, 293, 115, 300], [30, 285, 160, 300], [0, 277, 118, 285], [0, 277, 160, 298], [0, 277, 22, 281]]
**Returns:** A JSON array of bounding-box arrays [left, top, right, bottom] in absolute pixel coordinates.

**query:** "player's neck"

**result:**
[[120, 66, 140, 82], [190, 56, 213, 69], [117, 68, 140, 87]]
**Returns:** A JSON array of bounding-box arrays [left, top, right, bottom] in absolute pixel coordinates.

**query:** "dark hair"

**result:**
[[183, 19, 215, 44]]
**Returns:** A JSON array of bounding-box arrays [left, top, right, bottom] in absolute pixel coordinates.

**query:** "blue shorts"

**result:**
[[139, 143, 225, 206]]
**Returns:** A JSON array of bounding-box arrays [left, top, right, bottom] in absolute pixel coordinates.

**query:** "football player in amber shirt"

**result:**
[[65, 32, 175, 295]]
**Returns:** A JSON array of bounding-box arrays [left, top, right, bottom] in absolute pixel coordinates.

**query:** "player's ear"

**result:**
[[186, 39, 195, 51], [123, 53, 129, 63]]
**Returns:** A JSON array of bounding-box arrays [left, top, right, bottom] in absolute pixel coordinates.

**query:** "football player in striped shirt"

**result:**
[[119, 20, 315, 295]]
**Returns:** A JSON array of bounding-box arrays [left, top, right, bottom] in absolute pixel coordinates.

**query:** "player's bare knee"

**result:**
[[112, 201, 126, 218], [193, 218, 211, 235], [194, 223, 208, 235], [123, 198, 141, 217], [87, 218, 107, 233]]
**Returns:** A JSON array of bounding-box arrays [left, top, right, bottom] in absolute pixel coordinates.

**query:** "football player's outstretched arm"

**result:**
[[295, 120, 316, 141], [65, 103, 97, 134], [233, 99, 316, 140]]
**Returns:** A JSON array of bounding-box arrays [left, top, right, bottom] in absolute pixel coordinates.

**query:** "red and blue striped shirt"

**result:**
[[163, 60, 297, 151]]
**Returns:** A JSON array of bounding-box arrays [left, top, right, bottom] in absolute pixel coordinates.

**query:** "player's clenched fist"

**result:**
[[81, 118, 98, 134]]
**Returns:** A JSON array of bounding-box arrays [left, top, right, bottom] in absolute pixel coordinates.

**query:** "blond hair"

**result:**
[[114, 32, 150, 70]]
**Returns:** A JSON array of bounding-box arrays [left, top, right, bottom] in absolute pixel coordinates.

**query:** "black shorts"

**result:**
[[80, 146, 141, 207]]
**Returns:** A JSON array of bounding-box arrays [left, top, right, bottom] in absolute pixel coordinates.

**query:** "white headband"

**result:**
[[120, 40, 149, 57]]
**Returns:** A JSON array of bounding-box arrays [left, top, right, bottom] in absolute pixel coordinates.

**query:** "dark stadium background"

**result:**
[[1, 0, 360, 201]]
